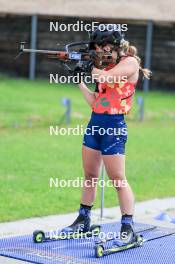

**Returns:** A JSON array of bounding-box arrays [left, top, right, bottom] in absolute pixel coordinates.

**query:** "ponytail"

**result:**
[[120, 41, 151, 79]]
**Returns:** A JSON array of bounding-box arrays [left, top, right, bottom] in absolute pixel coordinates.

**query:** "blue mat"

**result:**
[[0, 222, 175, 264]]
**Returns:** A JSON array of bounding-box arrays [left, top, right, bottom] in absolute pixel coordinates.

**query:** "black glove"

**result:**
[[83, 60, 94, 74], [75, 60, 94, 74], [72, 65, 83, 75], [71, 65, 85, 84], [89, 50, 98, 60]]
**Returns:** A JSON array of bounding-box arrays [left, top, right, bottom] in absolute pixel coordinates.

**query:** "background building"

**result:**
[[0, 0, 175, 90]]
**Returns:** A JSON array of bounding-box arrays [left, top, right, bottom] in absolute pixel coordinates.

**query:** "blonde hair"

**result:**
[[120, 41, 151, 79]]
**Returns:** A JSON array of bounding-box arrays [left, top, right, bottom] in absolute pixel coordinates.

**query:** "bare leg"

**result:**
[[81, 146, 102, 205], [103, 154, 134, 215], [61, 146, 102, 233]]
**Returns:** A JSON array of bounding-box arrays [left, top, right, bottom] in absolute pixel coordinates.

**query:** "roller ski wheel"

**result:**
[[33, 230, 45, 243], [136, 235, 144, 247], [95, 244, 104, 258]]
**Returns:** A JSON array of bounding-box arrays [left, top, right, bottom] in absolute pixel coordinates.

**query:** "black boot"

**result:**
[[61, 204, 92, 234], [120, 215, 136, 244]]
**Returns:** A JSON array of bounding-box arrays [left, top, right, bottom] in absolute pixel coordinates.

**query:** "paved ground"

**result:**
[[0, 197, 175, 263], [0, 258, 28, 264]]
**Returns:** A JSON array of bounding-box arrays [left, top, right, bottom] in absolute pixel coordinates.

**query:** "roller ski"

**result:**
[[95, 215, 175, 258], [95, 233, 144, 258], [95, 215, 142, 257], [33, 204, 101, 243], [95, 224, 156, 245], [95, 228, 175, 258]]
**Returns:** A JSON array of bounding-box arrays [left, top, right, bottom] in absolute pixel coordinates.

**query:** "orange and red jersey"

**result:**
[[92, 62, 136, 115]]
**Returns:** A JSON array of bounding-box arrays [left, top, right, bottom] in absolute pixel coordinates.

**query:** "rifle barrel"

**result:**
[[22, 48, 63, 55]]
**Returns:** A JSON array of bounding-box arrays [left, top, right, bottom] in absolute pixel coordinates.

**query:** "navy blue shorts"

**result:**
[[83, 112, 128, 155]]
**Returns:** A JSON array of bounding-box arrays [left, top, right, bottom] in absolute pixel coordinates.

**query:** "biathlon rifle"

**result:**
[[18, 41, 114, 74]]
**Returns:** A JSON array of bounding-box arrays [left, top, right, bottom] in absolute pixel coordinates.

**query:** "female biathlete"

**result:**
[[62, 24, 150, 243]]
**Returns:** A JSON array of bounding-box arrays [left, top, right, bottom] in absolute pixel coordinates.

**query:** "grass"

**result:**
[[0, 76, 175, 222]]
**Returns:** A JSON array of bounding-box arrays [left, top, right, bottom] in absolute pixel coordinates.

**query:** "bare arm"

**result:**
[[78, 81, 96, 107], [92, 57, 139, 90]]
